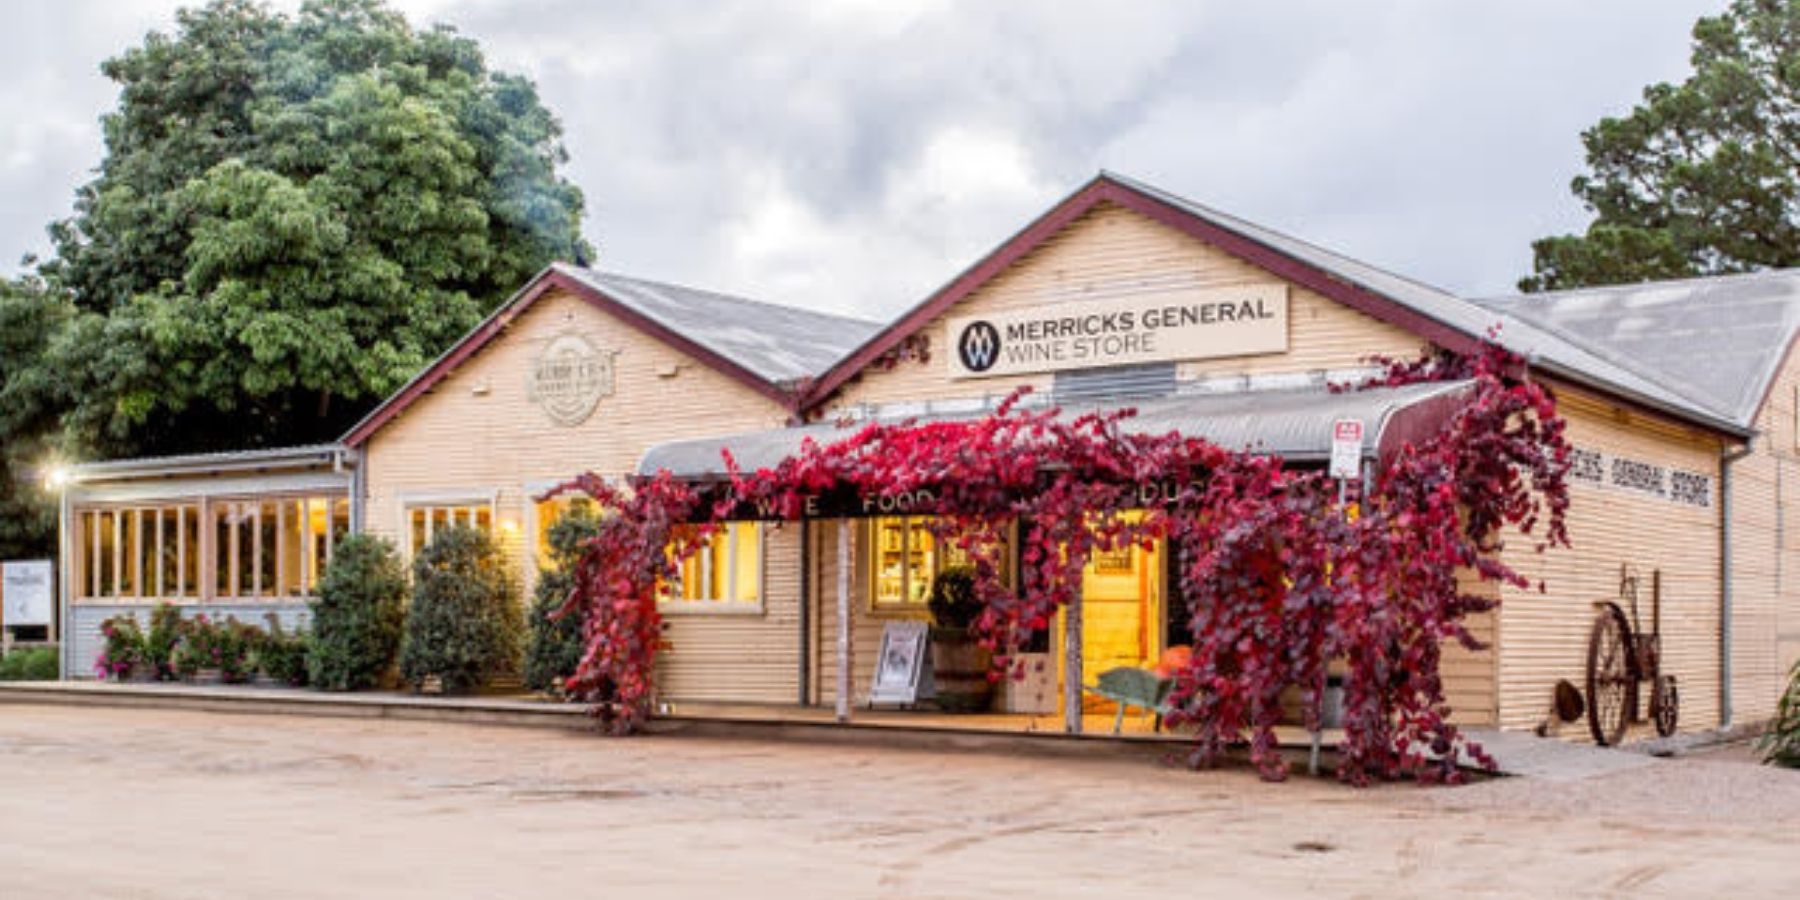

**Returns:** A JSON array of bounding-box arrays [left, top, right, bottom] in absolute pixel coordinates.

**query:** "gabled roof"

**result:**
[[1471, 269, 1800, 429], [342, 265, 880, 447], [801, 172, 1751, 437]]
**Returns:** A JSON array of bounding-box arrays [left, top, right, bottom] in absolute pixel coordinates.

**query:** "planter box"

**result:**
[[998, 652, 1056, 714]]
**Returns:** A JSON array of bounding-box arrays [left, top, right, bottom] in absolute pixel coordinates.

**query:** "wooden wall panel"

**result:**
[[823, 202, 1430, 413], [1726, 346, 1800, 723], [1498, 388, 1724, 736], [363, 288, 801, 704]]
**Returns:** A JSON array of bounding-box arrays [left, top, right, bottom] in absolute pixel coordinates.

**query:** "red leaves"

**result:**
[[550, 342, 1567, 785]]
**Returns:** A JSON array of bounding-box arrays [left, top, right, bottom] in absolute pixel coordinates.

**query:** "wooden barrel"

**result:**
[[930, 628, 995, 713]]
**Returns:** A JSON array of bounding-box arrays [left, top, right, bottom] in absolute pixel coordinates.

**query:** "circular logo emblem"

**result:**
[[528, 333, 616, 426], [957, 320, 1001, 373]]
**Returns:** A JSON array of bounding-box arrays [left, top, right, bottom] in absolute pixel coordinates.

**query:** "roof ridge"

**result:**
[[1098, 170, 1462, 300]]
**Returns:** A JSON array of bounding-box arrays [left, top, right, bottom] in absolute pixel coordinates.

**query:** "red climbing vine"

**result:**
[[548, 342, 1569, 784]]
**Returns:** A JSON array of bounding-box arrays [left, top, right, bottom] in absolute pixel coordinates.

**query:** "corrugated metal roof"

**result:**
[[553, 264, 881, 385], [1103, 172, 1750, 436], [1470, 269, 1800, 428], [68, 443, 352, 482], [638, 380, 1472, 478]]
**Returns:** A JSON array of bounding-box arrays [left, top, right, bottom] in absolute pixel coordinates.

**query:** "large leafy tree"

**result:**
[[0, 0, 587, 556], [1522, 0, 1800, 291], [38, 0, 588, 452]]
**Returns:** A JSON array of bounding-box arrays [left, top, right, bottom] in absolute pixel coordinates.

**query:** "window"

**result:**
[[868, 517, 1010, 611], [74, 496, 344, 601], [405, 501, 494, 558], [534, 494, 599, 572], [870, 517, 937, 609], [666, 522, 762, 607]]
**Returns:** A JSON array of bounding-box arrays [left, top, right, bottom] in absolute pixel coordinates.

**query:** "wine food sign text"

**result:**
[[946, 283, 1290, 379]]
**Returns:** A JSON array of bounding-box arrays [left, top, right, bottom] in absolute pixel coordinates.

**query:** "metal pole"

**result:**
[[835, 518, 852, 723], [798, 519, 810, 707], [1064, 581, 1083, 735]]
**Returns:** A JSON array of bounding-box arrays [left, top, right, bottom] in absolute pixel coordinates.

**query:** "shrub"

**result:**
[[0, 647, 58, 681], [144, 603, 182, 681], [95, 615, 145, 679], [255, 614, 310, 687], [524, 502, 601, 694], [1760, 660, 1800, 767], [927, 564, 981, 631], [401, 525, 522, 695], [308, 534, 408, 691], [174, 615, 258, 682]]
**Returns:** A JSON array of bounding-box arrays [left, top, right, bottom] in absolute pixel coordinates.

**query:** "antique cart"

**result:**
[[1585, 565, 1678, 746]]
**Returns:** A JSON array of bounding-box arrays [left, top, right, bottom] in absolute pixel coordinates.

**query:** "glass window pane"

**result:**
[[474, 506, 492, 533], [179, 506, 199, 598], [732, 523, 760, 603], [118, 510, 138, 598], [253, 501, 275, 597], [280, 500, 304, 596], [310, 499, 332, 583], [96, 512, 115, 599], [216, 504, 234, 596]]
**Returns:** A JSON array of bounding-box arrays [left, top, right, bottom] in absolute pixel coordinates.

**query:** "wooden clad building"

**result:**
[[54, 172, 1800, 742]]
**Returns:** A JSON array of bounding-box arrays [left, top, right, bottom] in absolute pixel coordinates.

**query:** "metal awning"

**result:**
[[637, 379, 1476, 479]]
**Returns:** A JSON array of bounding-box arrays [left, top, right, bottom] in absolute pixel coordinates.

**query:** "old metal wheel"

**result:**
[[1585, 609, 1631, 746], [1651, 674, 1679, 738]]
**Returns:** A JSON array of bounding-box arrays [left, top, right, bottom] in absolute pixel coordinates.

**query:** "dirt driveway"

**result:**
[[0, 705, 1796, 898]]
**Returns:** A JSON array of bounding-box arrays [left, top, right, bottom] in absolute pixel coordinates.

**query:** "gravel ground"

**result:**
[[0, 705, 1796, 898]]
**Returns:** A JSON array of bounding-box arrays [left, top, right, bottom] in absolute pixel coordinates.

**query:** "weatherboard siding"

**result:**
[[1496, 387, 1724, 737], [823, 201, 1429, 414], [1726, 344, 1800, 724], [362, 287, 800, 704]]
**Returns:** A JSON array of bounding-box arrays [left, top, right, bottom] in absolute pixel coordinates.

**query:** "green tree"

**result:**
[[0, 275, 79, 559], [1522, 0, 1800, 292], [37, 0, 588, 453]]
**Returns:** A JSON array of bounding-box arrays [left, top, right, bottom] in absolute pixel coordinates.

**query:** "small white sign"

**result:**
[[2, 560, 53, 627], [869, 621, 934, 706], [1329, 418, 1365, 480]]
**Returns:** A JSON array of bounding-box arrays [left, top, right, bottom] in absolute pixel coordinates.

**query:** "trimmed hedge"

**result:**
[[400, 525, 522, 694], [308, 534, 408, 691]]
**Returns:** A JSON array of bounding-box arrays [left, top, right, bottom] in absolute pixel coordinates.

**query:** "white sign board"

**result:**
[[868, 621, 934, 706], [2, 560, 53, 627], [1330, 418, 1365, 480], [946, 283, 1289, 379]]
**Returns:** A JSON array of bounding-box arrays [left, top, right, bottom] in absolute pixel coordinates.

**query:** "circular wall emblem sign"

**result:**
[[957, 320, 1001, 373], [528, 333, 616, 426]]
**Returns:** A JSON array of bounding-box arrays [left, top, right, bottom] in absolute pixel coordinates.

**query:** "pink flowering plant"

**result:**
[[94, 615, 147, 679]]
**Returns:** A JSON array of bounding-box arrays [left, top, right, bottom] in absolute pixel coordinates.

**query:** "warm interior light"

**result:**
[[43, 466, 70, 490], [499, 518, 521, 535]]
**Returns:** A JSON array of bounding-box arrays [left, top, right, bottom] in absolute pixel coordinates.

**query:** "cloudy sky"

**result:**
[[3, 0, 1721, 320]]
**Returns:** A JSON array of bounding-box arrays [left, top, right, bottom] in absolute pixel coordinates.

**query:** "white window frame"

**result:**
[[399, 490, 500, 561], [661, 521, 766, 616]]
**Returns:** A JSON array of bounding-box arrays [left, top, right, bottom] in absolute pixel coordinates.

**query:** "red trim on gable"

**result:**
[[343, 269, 798, 448], [800, 174, 1481, 410]]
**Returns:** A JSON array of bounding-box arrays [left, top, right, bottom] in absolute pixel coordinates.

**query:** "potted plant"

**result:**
[[926, 565, 994, 713], [143, 603, 182, 681], [94, 615, 147, 681], [174, 614, 222, 684]]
